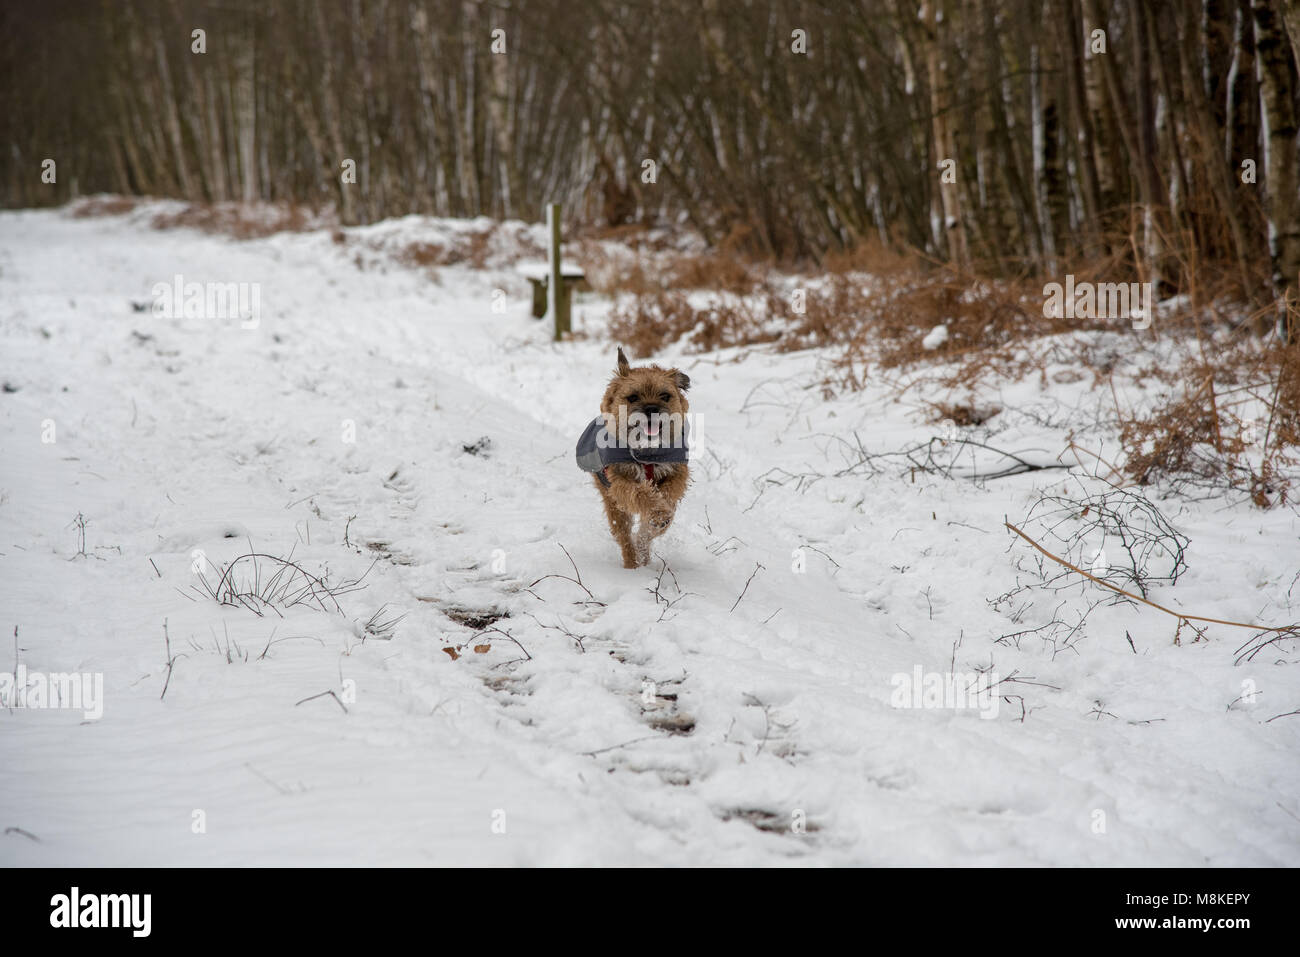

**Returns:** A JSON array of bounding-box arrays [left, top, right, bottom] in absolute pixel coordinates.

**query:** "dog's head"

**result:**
[[600, 348, 690, 450]]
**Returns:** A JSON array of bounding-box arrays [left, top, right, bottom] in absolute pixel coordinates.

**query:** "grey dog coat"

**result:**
[[575, 416, 689, 487]]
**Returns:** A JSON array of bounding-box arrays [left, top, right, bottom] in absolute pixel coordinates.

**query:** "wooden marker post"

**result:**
[[547, 202, 567, 341]]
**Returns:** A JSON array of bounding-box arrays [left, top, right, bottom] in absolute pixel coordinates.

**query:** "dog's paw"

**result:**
[[648, 508, 674, 531]]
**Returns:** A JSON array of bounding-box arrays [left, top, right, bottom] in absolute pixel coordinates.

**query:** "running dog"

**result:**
[[576, 348, 690, 568]]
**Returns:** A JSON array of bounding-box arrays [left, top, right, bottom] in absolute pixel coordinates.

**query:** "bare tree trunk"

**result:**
[[201, 71, 228, 201], [235, 20, 258, 204], [923, 0, 968, 268], [1085, 0, 1140, 193], [411, 3, 454, 214], [1204, 0, 1234, 128], [1253, 0, 1300, 336], [1030, 26, 1058, 273], [1054, 0, 1103, 255], [1132, 0, 1165, 289], [982, 0, 1036, 261], [1179, 3, 1257, 295], [1227, 0, 1261, 169], [1281, 0, 1300, 49], [153, 33, 196, 198], [313, 0, 351, 222], [488, 3, 522, 219]]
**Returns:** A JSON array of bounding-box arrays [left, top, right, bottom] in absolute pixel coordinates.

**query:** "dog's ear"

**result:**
[[616, 348, 631, 376], [674, 369, 690, 392]]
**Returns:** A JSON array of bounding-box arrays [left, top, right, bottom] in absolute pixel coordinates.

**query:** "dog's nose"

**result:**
[[640, 404, 663, 416]]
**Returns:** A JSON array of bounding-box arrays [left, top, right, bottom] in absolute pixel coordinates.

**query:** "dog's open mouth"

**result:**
[[626, 410, 664, 448]]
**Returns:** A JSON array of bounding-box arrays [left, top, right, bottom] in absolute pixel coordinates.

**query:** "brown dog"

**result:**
[[593, 348, 691, 568]]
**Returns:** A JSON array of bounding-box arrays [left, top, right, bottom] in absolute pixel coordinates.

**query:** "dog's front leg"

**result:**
[[633, 467, 690, 563], [597, 487, 639, 568], [643, 468, 688, 530], [632, 490, 677, 566], [603, 477, 665, 568]]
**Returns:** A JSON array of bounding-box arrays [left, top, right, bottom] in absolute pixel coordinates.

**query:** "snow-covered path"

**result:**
[[2, 206, 1298, 865]]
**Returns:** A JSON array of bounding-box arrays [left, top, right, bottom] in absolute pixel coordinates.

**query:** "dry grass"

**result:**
[[605, 259, 1065, 380], [68, 196, 548, 269], [664, 252, 756, 295], [926, 400, 1001, 427], [599, 231, 1300, 507], [608, 290, 776, 355], [578, 242, 757, 298], [147, 201, 334, 238], [69, 195, 142, 218], [1118, 341, 1300, 506], [69, 195, 337, 238], [393, 222, 543, 271], [819, 234, 921, 277]]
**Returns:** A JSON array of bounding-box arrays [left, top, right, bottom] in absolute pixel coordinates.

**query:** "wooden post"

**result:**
[[558, 276, 572, 332], [547, 202, 567, 340], [530, 279, 547, 318]]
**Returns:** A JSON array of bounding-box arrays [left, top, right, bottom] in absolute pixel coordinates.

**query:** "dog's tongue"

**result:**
[[646, 420, 660, 436]]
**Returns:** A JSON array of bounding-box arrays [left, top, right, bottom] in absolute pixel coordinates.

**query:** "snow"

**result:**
[[1, 204, 1298, 866], [922, 324, 949, 350], [517, 262, 585, 280]]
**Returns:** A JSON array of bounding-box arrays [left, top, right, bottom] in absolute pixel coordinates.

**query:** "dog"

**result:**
[[585, 348, 690, 568]]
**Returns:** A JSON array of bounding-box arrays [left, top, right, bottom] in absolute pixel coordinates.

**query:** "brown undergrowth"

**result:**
[[1118, 341, 1300, 506], [69, 195, 545, 270], [70, 195, 336, 237], [601, 235, 1295, 507]]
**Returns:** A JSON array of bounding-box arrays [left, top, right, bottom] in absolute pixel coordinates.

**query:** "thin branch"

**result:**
[[1005, 521, 1300, 637], [730, 562, 765, 613], [295, 689, 348, 713]]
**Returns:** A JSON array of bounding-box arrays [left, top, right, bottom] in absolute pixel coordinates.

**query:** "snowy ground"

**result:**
[[1, 203, 1298, 866]]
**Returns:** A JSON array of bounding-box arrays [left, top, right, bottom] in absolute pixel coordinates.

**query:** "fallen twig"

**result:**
[[1005, 521, 1300, 641], [295, 689, 348, 713], [730, 562, 765, 613], [160, 619, 186, 701], [527, 543, 605, 607]]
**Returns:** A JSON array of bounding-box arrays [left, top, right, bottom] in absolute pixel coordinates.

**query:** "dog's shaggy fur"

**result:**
[[595, 348, 691, 568]]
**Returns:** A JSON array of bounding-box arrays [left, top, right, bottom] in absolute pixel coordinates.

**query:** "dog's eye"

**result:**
[[659, 392, 671, 402], [626, 394, 639, 403]]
